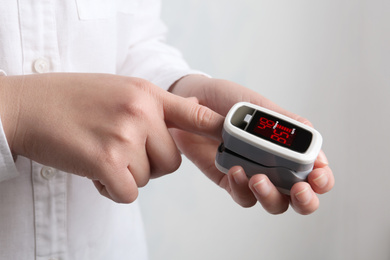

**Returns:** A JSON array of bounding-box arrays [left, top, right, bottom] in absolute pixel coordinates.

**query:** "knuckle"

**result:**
[[165, 152, 182, 173], [95, 150, 127, 182], [135, 175, 150, 188], [114, 79, 157, 116], [118, 97, 147, 118], [94, 173, 139, 204], [124, 77, 159, 99], [151, 151, 182, 176], [128, 157, 151, 188], [99, 145, 122, 168], [129, 77, 154, 90]]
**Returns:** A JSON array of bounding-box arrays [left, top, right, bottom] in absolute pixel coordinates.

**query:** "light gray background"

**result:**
[[139, 0, 390, 259]]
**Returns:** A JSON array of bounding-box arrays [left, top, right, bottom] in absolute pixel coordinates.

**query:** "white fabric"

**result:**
[[0, 0, 202, 259], [0, 118, 18, 182]]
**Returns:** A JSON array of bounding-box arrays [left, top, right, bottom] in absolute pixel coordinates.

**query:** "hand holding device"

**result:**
[[215, 102, 323, 194]]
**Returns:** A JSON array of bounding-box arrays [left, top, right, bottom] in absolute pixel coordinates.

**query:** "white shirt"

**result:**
[[0, 0, 202, 259]]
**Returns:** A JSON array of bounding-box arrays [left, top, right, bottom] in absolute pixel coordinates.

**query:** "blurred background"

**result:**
[[139, 0, 390, 259]]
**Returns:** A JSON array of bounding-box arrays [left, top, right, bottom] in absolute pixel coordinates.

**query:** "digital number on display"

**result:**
[[246, 111, 313, 153], [253, 116, 296, 146]]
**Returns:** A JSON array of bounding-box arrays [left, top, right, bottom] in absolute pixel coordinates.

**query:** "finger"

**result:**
[[249, 174, 290, 214], [307, 165, 334, 194], [290, 182, 319, 215], [93, 168, 139, 203], [127, 142, 151, 187], [146, 119, 182, 178], [163, 92, 224, 141], [227, 166, 257, 207], [169, 128, 223, 184], [314, 150, 329, 168]]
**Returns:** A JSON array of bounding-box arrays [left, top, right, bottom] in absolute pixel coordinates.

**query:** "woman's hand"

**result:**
[[169, 75, 334, 214], [0, 73, 223, 203]]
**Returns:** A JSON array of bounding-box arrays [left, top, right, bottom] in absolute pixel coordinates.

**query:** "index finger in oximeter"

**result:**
[[215, 102, 322, 194]]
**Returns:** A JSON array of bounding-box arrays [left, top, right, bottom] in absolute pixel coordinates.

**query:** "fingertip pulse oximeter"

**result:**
[[215, 102, 323, 194]]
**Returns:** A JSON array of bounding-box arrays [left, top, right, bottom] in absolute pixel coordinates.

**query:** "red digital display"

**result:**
[[253, 116, 296, 147], [245, 110, 313, 153]]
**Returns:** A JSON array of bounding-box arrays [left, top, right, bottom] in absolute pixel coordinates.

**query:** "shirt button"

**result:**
[[33, 58, 50, 73], [41, 167, 57, 180]]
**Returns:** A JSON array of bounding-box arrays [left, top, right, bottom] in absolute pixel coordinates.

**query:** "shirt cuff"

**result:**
[[0, 115, 19, 182]]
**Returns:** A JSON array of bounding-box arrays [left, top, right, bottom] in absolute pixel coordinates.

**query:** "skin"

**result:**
[[169, 74, 334, 215]]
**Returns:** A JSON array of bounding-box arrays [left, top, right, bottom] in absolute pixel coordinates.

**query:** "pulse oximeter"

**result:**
[[215, 102, 322, 194]]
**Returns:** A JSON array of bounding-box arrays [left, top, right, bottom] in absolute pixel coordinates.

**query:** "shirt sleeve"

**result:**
[[0, 71, 19, 182], [116, 0, 209, 90], [0, 118, 19, 182]]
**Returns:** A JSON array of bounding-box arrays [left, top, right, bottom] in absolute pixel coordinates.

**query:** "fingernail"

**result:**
[[313, 173, 328, 189], [232, 168, 244, 185], [295, 187, 312, 205], [253, 178, 271, 197], [317, 150, 329, 166]]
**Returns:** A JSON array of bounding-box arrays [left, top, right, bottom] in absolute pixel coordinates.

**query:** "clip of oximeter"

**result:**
[[215, 102, 322, 195]]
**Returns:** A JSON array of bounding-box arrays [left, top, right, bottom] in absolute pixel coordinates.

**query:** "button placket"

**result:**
[[33, 162, 67, 259]]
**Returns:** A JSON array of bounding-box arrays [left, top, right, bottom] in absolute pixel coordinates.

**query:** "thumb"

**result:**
[[163, 93, 224, 141]]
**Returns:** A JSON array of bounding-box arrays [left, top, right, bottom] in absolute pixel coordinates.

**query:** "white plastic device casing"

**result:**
[[215, 102, 323, 194], [224, 102, 322, 166]]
